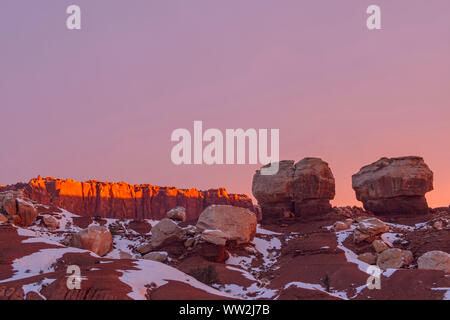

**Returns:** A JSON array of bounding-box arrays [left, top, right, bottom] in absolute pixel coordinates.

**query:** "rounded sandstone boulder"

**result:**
[[252, 158, 335, 220], [196, 205, 257, 245], [70, 225, 113, 257], [352, 156, 433, 215], [417, 251, 450, 273]]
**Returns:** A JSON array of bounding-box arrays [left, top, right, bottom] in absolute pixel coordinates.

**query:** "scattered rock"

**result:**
[[167, 207, 186, 222], [201, 229, 228, 246], [433, 221, 443, 230], [352, 156, 433, 215], [196, 205, 257, 244], [372, 239, 390, 253], [196, 242, 229, 263], [16, 200, 38, 227], [333, 221, 349, 231], [127, 220, 152, 235], [283, 211, 295, 218], [136, 243, 153, 255], [143, 251, 168, 262], [2, 197, 17, 216], [184, 238, 196, 248], [119, 250, 133, 259], [184, 225, 197, 236], [42, 216, 59, 230], [377, 248, 413, 270], [358, 252, 377, 265], [151, 218, 187, 249], [353, 218, 389, 244], [344, 218, 354, 225], [0, 214, 7, 224], [417, 251, 450, 273], [70, 226, 113, 257]]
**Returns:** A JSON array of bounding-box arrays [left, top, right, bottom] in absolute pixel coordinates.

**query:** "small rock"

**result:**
[[333, 221, 349, 231], [119, 250, 132, 259], [358, 252, 377, 265], [358, 218, 389, 234], [43, 216, 59, 230], [344, 218, 354, 226], [151, 218, 187, 249], [184, 225, 197, 236], [0, 214, 7, 224], [283, 211, 295, 218], [372, 239, 390, 253], [433, 221, 443, 230], [136, 243, 153, 255], [243, 245, 257, 255], [143, 251, 168, 262], [167, 206, 186, 222], [417, 251, 450, 273], [201, 229, 228, 246], [354, 218, 389, 244], [184, 238, 195, 248], [377, 248, 413, 270], [197, 242, 229, 263]]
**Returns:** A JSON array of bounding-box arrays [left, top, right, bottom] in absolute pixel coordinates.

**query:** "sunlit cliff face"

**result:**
[[25, 177, 255, 221]]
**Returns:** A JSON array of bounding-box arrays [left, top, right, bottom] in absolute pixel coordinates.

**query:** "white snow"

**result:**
[[381, 233, 403, 246], [212, 282, 277, 300], [118, 259, 233, 300], [253, 237, 281, 266], [21, 278, 56, 299], [335, 229, 370, 273], [282, 281, 349, 300], [256, 226, 281, 236], [0, 247, 93, 283], [431, 288, 450, 300]]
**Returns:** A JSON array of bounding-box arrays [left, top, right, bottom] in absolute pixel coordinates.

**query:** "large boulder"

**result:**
[[352, 156, 433, 215], [293, 158, 335, 215], [252, 158, 335, 220], [417, 251, 450, 273], [70, 226, 113, 257], [151, 218, 187, 249], [196, 205, 257, 245], [2, 197, 17, 216], [377, 248, 413, 270], [252, 160, 295, 219], [16, 200, 38, 227], [166, 206, 186, 222]]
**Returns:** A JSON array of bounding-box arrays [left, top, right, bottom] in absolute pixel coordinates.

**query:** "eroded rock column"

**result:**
[[352, 156, 433, 215], [252, 158, 335, 221]]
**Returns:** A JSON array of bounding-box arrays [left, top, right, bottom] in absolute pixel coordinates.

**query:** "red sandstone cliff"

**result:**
[[24, 177, 255, 221]]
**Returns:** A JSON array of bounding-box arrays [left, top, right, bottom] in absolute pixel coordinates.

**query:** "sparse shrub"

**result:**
[[189, 265, 218, 285]]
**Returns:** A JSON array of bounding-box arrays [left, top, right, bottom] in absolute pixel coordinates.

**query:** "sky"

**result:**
[[1, 0, 449, 208]]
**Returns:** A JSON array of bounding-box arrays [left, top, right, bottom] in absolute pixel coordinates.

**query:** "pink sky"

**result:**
[[1, 1, 449, 208]]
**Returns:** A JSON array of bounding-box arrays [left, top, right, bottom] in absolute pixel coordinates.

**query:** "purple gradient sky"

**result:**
[[1, 1, 450, 207]]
